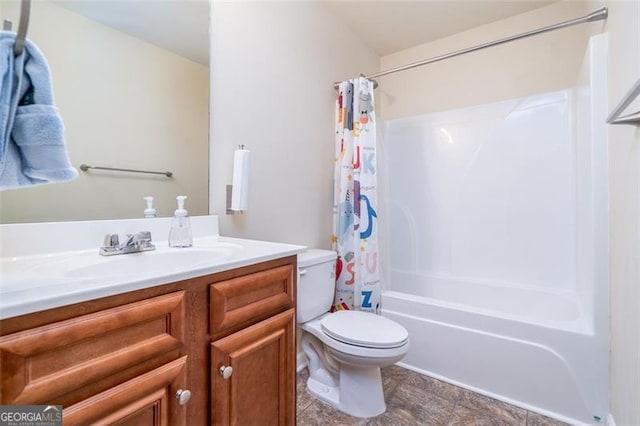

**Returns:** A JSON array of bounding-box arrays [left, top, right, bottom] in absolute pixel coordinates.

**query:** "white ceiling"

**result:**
[[55, 0, 209, 65], [54, 1, 557, 66], [321, 0, 557, 56]]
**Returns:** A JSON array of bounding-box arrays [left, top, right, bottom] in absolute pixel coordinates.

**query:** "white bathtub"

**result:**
[[379, 34, 609, 426], [390, 270, 591, 334], [382, 276, 606, 425]]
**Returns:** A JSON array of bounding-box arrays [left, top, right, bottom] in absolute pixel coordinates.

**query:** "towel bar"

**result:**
[[80, 164, 173, 178], [607, 77, 640, 126]]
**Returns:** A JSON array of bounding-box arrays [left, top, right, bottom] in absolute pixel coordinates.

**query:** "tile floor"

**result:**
[[297, 365, 569, 426]]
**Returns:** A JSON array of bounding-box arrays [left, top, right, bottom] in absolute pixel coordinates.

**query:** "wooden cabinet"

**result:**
[[0, 291, 187, 425], [210, 263, 296, 426], [211, 310, 295, 426], [0, 256, 297, 426]]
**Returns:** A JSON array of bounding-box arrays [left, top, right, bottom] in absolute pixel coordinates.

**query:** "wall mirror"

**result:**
[[0, 0, 210, 224]]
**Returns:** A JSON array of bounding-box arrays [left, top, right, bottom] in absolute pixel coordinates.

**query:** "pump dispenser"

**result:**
[[143, 196, 157, 218], [169, 196, 193, 247]]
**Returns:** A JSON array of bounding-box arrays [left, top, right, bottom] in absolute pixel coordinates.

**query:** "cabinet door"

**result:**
[[211, 309, 295, 426], [63, 356, 188, 426]]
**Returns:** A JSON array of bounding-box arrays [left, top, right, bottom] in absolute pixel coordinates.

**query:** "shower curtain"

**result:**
[[332, 77, 380, 314]]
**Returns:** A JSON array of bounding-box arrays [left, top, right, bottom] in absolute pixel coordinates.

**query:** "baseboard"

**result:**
[[606, 413, 616, 426]]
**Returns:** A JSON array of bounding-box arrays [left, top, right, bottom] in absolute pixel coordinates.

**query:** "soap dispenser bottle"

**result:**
[[169, 196, 193, 247], [143, 196, 157, 218]]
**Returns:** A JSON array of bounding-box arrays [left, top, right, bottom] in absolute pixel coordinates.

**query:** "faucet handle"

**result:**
[[138, 231, 152, 242], [137, 231, 154, 250], [103, 233, 119, 247]]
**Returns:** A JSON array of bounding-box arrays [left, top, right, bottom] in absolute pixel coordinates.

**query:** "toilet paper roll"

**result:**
[[231, 149, 250, 211]]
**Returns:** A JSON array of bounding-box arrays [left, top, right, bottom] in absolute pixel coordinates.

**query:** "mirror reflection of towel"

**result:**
[[0, 31, 77, 190]]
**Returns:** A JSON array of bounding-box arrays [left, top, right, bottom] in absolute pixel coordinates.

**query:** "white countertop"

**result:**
[[0, 216, 305, 320]]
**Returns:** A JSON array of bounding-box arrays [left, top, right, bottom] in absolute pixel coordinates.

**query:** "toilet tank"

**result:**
[[297, 249, 337, 323]]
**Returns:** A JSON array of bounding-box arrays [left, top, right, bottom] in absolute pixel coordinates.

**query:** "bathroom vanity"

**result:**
[[0, 216, 303, 425]]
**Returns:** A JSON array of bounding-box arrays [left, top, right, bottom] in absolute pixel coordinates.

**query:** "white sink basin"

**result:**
[[0, 216, 306, 320], [65, 248, 234, 278], [4, 242, 244, 283]]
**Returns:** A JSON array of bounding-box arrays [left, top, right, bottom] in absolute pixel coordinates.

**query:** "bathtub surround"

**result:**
[[379, 29, 609, 424], [333, 77, 380, 312]]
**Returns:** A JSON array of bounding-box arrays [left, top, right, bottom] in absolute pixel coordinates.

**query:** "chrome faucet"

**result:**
[[100, 231, 156, 256]]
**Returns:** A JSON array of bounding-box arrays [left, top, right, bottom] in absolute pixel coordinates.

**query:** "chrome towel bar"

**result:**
[[607, 77, 640, 126], [80, 164, 173, 178]]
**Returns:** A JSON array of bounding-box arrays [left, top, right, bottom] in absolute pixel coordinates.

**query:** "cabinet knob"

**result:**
[[219, 365, 233, 379], [175, 389, 191, 405]]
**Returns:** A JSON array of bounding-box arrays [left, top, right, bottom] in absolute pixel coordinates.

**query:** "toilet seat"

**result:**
[[321, 310, 409, 349], [301, 315, 409, 360]]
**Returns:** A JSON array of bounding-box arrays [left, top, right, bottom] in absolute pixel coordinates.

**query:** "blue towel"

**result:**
[[0, 31, 77, 190]]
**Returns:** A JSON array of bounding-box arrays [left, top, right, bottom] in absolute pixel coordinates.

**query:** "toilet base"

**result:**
[[306, 376, 341, 410], [306, 364, 386, 418]]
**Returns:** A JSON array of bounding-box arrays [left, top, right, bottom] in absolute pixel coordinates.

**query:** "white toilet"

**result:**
[[297, 249, 410, 418]]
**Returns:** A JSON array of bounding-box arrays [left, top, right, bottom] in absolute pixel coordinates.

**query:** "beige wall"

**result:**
[[209, 1, 379, 248], [600, 0, 640, 424], [0, 1, 209, 223], [378, 1, 599, 120]]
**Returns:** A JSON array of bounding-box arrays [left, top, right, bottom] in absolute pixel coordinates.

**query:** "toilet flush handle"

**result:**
[[299, 269, 307, 276]]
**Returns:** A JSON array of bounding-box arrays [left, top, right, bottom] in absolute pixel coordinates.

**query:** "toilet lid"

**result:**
[[321, 311, 409, 349]]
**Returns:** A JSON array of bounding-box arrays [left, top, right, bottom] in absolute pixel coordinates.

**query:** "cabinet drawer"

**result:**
[[63, 356, 188, 426], [0, 291, 185, 406], [210, 264, 294, 336]]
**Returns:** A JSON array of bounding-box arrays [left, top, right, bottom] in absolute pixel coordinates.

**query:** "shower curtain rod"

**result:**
[[333, 7, 608, 89]]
